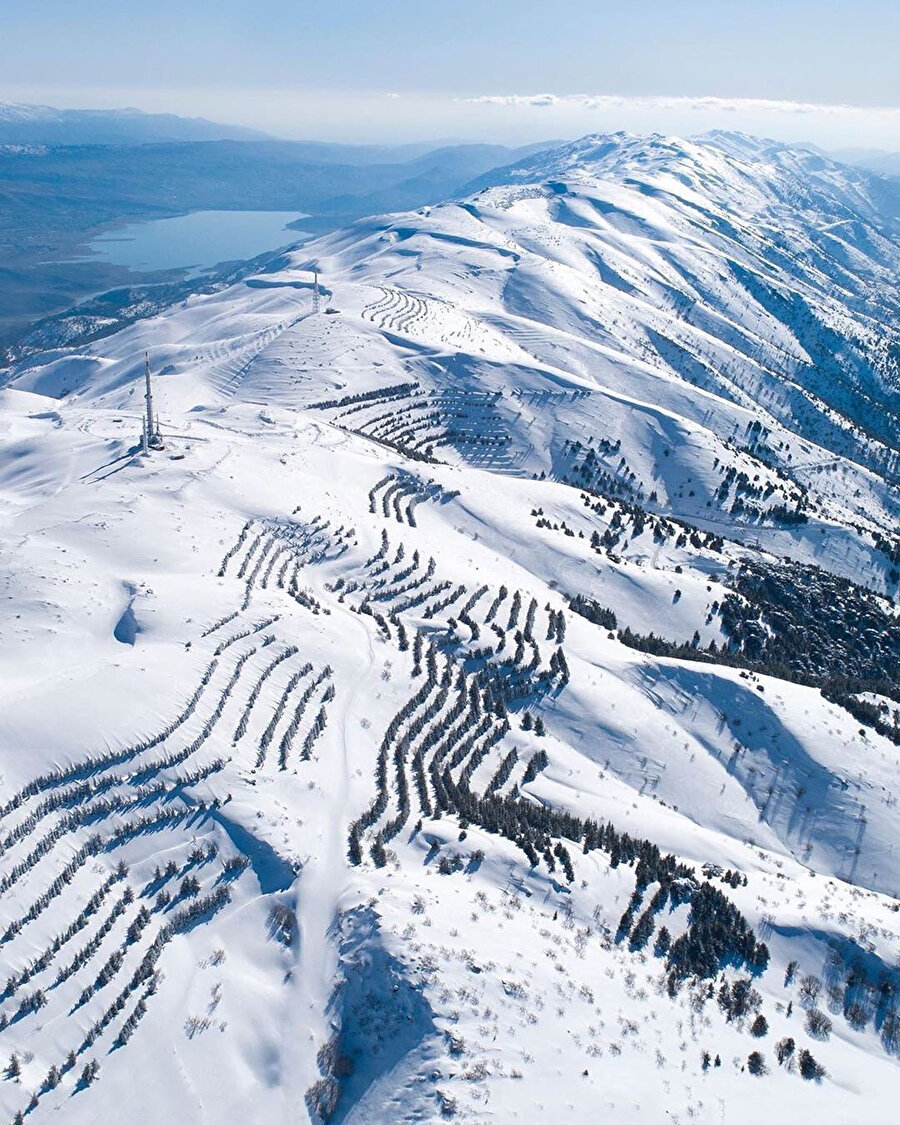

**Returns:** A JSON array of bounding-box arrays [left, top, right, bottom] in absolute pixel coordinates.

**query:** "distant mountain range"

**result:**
[[839, 150, 900, 179], [0, 101, 271, 145], [0, 101, 556, 162], [801, 143, 900, 181]]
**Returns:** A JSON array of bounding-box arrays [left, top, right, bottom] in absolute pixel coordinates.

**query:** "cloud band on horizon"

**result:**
[[462, 92, 900, 118]]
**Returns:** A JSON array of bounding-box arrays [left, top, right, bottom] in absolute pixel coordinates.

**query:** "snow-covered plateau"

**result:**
[[1, 131, 899, 1123]]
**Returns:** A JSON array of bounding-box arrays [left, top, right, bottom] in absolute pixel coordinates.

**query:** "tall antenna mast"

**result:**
[[143, 351, 164, 451], [144, 352, 154, 439], [313, 268, 321, 315]]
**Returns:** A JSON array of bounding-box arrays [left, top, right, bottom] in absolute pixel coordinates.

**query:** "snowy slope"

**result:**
[[1, 132, 899, 1124]]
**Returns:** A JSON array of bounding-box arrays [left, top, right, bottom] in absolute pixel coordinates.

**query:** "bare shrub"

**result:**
[[805, 1008, 832, 1041]]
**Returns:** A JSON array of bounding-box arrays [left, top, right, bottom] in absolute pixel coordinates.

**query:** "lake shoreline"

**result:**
[[0, 235, 312, 375], [67, 208, 312, 276], [1, 209, 316, 357]]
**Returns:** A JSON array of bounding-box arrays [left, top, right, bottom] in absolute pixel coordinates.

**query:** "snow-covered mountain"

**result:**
[[1, 131, 899, 1123]]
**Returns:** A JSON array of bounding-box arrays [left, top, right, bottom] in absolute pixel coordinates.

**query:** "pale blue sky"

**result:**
[[2, 1, 898, 146]]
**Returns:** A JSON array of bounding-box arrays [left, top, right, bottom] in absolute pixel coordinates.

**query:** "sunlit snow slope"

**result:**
[[1, 132, 899, 1124]]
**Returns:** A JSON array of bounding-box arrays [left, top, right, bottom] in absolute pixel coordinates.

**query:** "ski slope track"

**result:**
[[1, 131, 899, 1123]]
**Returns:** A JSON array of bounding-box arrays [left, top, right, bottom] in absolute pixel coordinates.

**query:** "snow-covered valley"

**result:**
[[0, 131, 899, 1123]]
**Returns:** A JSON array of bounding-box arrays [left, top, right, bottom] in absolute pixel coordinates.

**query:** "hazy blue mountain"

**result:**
[[845, 151, 900, 179], [0, 101, 270, 144]]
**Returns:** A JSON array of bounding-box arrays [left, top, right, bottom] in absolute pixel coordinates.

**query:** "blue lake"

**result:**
[[83, 209, 309, 275]]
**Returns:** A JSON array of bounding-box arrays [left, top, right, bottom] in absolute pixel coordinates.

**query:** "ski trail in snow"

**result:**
[[286, 605, 375, 1103]]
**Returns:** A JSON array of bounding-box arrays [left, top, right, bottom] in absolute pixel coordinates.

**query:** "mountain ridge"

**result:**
[[1, 129, 899, 1123], [0, 101, 271, 145]]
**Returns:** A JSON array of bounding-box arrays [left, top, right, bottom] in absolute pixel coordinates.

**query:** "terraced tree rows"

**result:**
[[219, 513, 356, 609], [342, 598, 550, 867], [311, 379, 515, 468], [0, 581, 335, 1117], [361, 286, 431, 335], [339, 579, 774, 1002], [361, 287, 490, 352], [329, 529, 569, 711], [246, 507, 783, 1023], [367, 472, 459, 527]]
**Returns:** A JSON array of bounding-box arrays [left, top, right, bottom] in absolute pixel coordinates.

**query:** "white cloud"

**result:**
[[467, 94, 559, 107], [463, 92, 900, 119]]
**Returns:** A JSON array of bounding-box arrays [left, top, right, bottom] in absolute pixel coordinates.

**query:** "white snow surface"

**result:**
[[1, 132, 899, 1124]]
